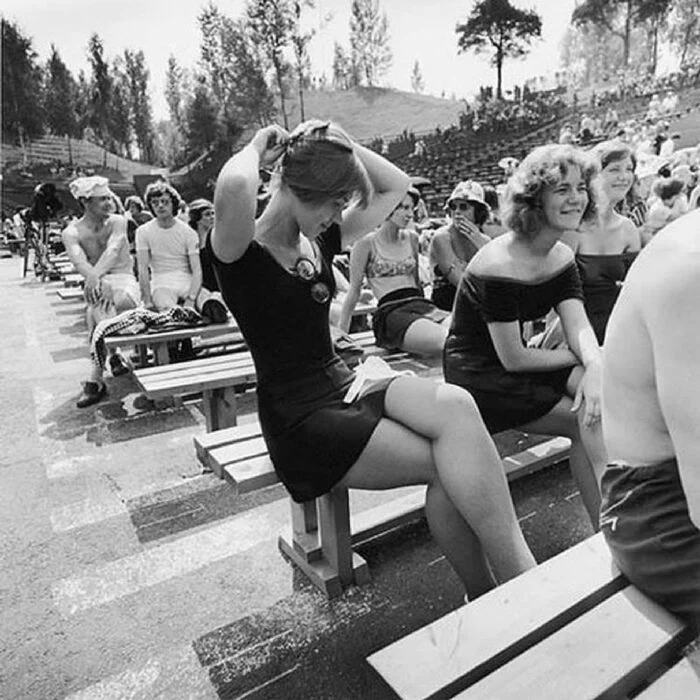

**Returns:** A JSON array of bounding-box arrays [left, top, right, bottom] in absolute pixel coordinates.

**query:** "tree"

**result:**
[[291, 0, 316, 122], [246, 0, 295, 129], [1, 19, 44, 147], [44, 45, 78, 138], [572, 0, 636, 67], [410, 60, 424, 93], [109, 57, 132, 156], [349, 0, 392, 87], [332, 42, 357, 90], [124, 49, 155, 161], [86, 33, 113, 145], [663, 0, 700, 67], [165, 55, 185, 128], [184, 81, 220, 159], [636, 0, 672, 75], [456, 0, 541, 100]]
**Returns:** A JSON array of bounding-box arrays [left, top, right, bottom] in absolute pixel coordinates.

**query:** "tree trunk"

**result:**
[[496, 47, 503, 100], [273, 55, 289, 130], [298, 73, 306, 122], [623, 0, 632, 66]]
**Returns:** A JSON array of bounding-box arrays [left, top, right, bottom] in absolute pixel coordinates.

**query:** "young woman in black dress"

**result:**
[[210, 120, 535, 598], [444, 144, 608, 527]]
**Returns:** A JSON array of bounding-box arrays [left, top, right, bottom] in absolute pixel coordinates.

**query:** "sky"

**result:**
[[3, 0, 579, 122]]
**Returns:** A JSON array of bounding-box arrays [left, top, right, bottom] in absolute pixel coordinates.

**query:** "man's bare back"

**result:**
[[603, 208, 700, 525]]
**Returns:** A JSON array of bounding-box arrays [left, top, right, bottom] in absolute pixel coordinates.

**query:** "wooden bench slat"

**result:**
[[223, 454, 278, 494], [141, 367, 258, 399], [104, 321, 238, 347], [367, 534, 625, 700], [456, 586, 692, 700], [635, 652, 700, 699]]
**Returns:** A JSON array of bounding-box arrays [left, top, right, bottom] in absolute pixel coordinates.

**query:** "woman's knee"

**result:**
[[113, 292, 137, 312], [435, 384, 483, 427]]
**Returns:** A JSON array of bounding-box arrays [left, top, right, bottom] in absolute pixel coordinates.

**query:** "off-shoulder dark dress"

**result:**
[[576, 252, 637, 344], [209, 225, 387, 502], [444, 263, 584, 432]]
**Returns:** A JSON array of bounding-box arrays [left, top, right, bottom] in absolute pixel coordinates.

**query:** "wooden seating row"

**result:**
[[132, 330, 409, 430], [368, 532, 699, 700], [192, 413, 571, 598]]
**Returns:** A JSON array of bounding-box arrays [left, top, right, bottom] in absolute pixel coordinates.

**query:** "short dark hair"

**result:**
[[654, 177, 685, 201], [592, 139, 637, 172]]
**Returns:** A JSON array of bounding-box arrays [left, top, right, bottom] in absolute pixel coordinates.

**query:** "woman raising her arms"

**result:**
[[210, 120, 535, 598]]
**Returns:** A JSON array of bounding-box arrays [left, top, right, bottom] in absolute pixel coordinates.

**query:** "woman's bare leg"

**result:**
[[401, 319, 448, 357], [520, 384, 604, 530], [339, 377, 535, 588]]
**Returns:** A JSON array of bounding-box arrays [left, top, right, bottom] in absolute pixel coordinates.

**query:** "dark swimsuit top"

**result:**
[[445, 262, 584, 373]]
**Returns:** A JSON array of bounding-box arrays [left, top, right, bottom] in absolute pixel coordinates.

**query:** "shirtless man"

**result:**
[[63, 176, 140, 407], [601, 208, 700, 628]]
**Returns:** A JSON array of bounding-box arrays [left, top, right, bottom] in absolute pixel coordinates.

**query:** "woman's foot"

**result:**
[[76, 381, 107, 408]]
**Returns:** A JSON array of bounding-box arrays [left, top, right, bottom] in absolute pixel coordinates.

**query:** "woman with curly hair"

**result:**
[[443, 144, 607, 527], [209, 120, 536, 597]]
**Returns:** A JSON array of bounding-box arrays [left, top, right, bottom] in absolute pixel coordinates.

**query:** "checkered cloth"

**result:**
[[90, 306, 205, 371]]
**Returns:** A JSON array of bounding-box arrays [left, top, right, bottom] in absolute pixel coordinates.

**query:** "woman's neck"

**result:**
[[377, 220, 400, 242], [257, 195, 301, 249], [518, 226, 561, 257]]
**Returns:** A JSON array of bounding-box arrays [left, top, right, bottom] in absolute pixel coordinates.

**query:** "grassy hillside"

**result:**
[[282, 86, 464, 141]]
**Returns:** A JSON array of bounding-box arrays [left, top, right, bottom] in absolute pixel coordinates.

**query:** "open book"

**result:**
[[343, 356, 415, 404]]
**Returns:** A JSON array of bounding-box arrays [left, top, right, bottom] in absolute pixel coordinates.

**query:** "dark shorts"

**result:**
[[600, 459, 700, 627], [373, 288, 449, 349]]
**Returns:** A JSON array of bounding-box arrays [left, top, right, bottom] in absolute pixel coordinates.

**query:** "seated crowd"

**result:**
[[36, 113, 699, 630]]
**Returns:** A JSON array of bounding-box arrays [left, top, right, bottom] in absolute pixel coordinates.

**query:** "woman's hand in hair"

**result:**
[[251, 125, 289, 169]]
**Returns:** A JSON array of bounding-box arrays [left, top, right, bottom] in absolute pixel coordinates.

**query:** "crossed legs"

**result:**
[[338, 376, 535, 600]]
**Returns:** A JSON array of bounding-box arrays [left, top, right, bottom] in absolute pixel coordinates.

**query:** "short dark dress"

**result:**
[[209, 225, 387, 503], [443, 263, 584, 433], [576, 252, 637, 344]]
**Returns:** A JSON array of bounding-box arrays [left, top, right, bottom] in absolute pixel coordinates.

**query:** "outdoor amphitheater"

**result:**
[[3, 4, 700, 699]]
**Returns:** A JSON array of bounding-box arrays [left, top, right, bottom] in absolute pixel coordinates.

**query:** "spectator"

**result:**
[[644, 177, 687, 243], [429, 181, 491, 311], [443, 144, 607, 527], [62, 176, 140, 408]]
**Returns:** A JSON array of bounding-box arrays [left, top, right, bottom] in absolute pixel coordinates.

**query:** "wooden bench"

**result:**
[[133, 330, 415, 430], [367, 533, 698, 700], [63, 273, 83, 288], [56, 287, 84, 301], [193, 418, 571, 598], [104, 320, 242, 368]]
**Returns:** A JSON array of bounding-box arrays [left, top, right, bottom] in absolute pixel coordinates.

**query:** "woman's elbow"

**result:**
[[499, 352, 527, 373]]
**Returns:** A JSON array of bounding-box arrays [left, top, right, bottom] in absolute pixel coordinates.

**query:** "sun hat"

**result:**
[[446, 180, 488, 208], [188, 198, 213, 212]]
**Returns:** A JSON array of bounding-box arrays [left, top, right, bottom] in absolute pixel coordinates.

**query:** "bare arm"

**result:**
[[430, 231, 465, 288], [621, 218, 642, 252], [91, 216, 129, 278], [488, 321, 580, 373], [186, 253, 203, 306], [645, 262, 700, 527], [135, 227, 152, 308], [340, 144, 411, 248], [338, 238, 371, 332], [212, 125, 288, 264]]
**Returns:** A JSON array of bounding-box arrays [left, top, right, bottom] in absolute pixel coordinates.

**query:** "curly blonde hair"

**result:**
[[503, 144, 600, 239]]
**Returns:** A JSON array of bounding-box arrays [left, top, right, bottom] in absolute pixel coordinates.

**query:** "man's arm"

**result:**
[[646, 260, 700, 527], [61, 225, 102, 304], [135, 227, 152, 308], [185, 253, 203, 308], [91, 215, 129, 279]]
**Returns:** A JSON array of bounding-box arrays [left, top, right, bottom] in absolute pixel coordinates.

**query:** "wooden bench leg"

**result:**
[[201, 387, 238, 432], [153, 343, 169, 366], [278, 490, 370, 598]]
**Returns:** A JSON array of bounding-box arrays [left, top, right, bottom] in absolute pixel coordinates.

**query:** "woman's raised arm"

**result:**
[[341, 144, 410, 248], [212, 125, 288, 263]]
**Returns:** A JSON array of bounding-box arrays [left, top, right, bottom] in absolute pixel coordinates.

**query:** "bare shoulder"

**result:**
[[559, 229, 580, 252], [467, 235, 508, 275], [550, 240, 575, 268]]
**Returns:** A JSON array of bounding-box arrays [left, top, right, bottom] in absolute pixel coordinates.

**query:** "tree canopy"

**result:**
[[456, 0, 542, 100]]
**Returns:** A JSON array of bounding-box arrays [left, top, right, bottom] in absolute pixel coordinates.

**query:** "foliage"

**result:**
[[332, 42, 358, 89], [410, 60, 425, 93], [456, 0, 542, 99], [184, 80, 220, 159], [109, 56, 133, 156], [663, 0, 700, 67], [349, 0, 392, 87], [124, 49, 155, 161], [1, 18, 44, 145], [245, 0, 296, 128], [44, 45, 79, 138], [87, 34, 113, 146]]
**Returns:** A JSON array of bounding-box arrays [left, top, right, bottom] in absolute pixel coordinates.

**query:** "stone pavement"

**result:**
[[0, 255, 594, 700]]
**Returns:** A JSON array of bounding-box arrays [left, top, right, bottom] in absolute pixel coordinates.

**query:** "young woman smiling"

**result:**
[[443, 144, 607, 527]]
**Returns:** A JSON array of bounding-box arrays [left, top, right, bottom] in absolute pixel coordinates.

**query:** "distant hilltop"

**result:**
[[280, 86, 465, 141]]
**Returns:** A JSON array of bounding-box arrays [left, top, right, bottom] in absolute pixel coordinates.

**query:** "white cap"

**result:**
[[69, 176, 113, 200], [447, 180, 488, 208]]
